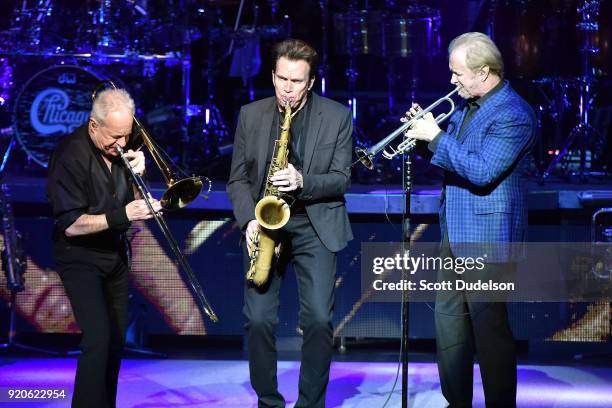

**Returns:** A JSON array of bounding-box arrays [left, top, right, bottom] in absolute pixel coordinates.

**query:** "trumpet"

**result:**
[[355, 87, 460, 169]]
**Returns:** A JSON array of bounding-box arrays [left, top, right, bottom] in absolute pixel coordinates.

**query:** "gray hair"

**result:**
[[91, 88, 135, 125], [448, 32, 504, 78]]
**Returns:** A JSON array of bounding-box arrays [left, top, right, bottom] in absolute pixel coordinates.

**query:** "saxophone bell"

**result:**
[[255, 196, 290, 230]]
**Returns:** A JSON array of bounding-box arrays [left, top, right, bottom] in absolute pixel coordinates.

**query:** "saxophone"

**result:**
[[246, 102, 293, 286]]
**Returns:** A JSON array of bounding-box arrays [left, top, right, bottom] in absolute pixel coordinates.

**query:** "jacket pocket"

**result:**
[[473, 199, 512, 214], [316, 140, 337, 150], [327, 201, 345, 209]]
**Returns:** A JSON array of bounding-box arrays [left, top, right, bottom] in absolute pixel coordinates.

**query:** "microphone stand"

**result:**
[[401, 147, 412, 407]]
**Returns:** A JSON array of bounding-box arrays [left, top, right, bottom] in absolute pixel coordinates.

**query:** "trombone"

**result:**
[[355, 87, 460, 169], [93, 81, 218, 323], [92, 80, 209, 210]]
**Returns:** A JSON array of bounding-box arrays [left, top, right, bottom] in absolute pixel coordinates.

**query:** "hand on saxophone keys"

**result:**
[[246, 219, 261, 256], [402, 103, 441, 143], [270, 163, 303, 192]]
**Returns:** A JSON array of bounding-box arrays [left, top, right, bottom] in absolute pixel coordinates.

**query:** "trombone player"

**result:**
[[403, 33, 536, 408], [47, 88, 162, 408], [227, 38, 353, 408]]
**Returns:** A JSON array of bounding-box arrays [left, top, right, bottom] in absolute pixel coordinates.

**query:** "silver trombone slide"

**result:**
[[116, 145, 218, 323]]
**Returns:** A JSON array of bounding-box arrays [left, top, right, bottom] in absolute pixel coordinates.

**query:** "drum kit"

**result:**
[[332, 1, 441, 116], [328, 1, 442, 183], [490, 0, 611, 180], [536, 0, 611, 180], [334, 0, 610, 182], [0, 0, 609, 181], [0, 0, 289, 172]]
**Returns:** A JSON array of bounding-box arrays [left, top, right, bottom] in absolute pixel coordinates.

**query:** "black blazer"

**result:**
[[227, 93, 354, 252]]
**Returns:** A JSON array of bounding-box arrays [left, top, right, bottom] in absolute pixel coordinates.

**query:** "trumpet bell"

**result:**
[[355, 147, 375, 170], [255, 196, 290, 230], [161, 177, 204, 210]]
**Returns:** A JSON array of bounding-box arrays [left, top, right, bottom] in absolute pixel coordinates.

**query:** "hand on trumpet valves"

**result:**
[[123, 149, 146, 176], [125, 198, 162, 221], [271, 163, 303, 192], [402, 103, 441, 142], [246, 219, 261, 256]]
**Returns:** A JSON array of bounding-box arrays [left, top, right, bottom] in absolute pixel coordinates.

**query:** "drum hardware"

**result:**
[[10, 0, 55, 52], [383, 4, 441, 115], [318, 0, 330, 96], [333, 9, 385, 57], [334, 2, 377, 123], [0, 57, 12, 108], [178, 0, 233, 168], [197, 0, 258, 164], [335, 2, 374, 182], [0, 182, 60, 355], [0, 136, 16, 174], [533, 77, 574, 172], [541, 0, 605, 182], [206, 0, 289, 159]]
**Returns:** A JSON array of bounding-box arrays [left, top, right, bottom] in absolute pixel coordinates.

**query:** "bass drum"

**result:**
[[13, 65, 108, 168]]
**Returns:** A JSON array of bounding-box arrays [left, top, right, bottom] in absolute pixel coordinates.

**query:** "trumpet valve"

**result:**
[[382, 146, 397, 160]]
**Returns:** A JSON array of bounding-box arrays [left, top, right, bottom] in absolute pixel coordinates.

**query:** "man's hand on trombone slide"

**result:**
[[126, 198, 162, 221]]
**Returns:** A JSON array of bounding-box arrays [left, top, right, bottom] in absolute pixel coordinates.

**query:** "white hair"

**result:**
[[91, 88, 135, 124], [448, 32, 504, 78]]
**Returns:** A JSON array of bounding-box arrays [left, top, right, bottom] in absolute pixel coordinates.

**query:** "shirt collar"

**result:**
[[467, 79, 504, 109]]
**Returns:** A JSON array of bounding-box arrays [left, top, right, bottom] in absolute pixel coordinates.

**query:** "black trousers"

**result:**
[[243, 214, 336, 408], [57, 250, 129, 408], [435, 233, 517, 408]]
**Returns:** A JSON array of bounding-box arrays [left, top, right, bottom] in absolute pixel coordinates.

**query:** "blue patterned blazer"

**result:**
[[431, 81, 537, 262]]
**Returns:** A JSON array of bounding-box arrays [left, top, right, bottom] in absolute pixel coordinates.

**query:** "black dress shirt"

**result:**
[[259, 96, 313, 204], [47, 124, 134, 254], [268, 95, 312, 171], [429, 80, 505, 152]]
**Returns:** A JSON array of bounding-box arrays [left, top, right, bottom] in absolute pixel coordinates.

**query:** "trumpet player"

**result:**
[[404, 33, 536, 408], [227, 39, 353, 408], [47, 88, 162, 408]]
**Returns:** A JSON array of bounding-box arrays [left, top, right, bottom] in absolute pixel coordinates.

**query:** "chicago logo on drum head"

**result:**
[[30, 88, 89, 135], [14, 65, 108, 167]]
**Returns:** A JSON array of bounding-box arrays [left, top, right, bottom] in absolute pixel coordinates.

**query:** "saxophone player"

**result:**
[[227, 38, 353, 408]]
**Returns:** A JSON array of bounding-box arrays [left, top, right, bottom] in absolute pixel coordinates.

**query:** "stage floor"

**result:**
[[0, 357, 611, 407]]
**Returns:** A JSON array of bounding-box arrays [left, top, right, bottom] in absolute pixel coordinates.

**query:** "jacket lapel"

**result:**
[[256, 97, 277, 182], [303, 93, 323, 173], [457, 82, 509, 144], [457, 107, 474, 144]]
